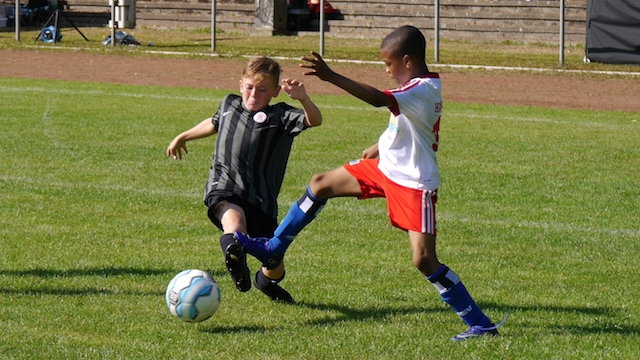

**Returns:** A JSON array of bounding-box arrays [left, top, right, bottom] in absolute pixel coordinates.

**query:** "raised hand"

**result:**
[[300, 51, 335, 81], [281, 78, 308, 101]]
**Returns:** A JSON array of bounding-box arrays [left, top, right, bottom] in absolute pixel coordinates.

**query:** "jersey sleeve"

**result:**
[[277, 102, 307, 136], [211, 94, 234, 132], [211, 107, 221, 132], [385, 79, 430, 122]]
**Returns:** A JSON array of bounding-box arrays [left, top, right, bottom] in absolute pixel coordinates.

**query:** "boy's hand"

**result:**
[[167, 137, 188, 160], [300, 51, 389, 108], [361, 143, 379, 159], [281, 78, 308, 101], [300, 51, 334, 81]]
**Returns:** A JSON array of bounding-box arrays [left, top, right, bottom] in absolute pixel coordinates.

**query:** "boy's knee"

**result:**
[[309, 172, 325, 187], [413, 253, 440, 276], [309, 173, 326, 196]]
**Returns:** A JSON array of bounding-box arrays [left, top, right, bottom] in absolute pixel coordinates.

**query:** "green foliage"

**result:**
[[0, 77, 638, 359]]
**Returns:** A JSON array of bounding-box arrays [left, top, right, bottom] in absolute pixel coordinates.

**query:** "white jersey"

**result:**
[[378, 74, 442, 190]]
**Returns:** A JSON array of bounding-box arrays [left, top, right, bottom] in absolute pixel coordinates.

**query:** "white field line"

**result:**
[[438, 213, 640, 239], [0, 84, 379, 111], [2, 84, 637, 129], [3, 174, 637, 238], [41, 98, 62, 149], [0, 85, 218, 103], [25, 45, 640, 77], [446, 111, 639, 129], [0, 174, 197, 198]]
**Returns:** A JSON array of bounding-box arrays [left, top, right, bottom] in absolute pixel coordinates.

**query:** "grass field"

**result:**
[[0, 76, 639, 359]]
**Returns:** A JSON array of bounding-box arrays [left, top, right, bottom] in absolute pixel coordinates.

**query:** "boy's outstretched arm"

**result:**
[[167, 118, 216, 160], [300, 51, 392, 109], [361, 143, 379, 159], [281, 78, 323, 127]]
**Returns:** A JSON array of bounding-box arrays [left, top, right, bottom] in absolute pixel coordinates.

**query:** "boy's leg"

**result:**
[[208, 201, 252, 292], [235, 166, 363, 302], [409, 232, 496, 341], [427, 264, 494, 324], [234, 186, 325, 266], [254, 268, 294, 303], [271, 186, 327, 253], [428, 263, 500, 341], [237, 166, 362, 260], [220, 233, 251, 292]]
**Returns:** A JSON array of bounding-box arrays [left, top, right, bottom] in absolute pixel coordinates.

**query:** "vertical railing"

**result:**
[[559, 0, 565, 66], [211, 0, 217, 52], [434, 0, 440, 63], [14, 0, 20, 41], [319, 0, 326, 56]]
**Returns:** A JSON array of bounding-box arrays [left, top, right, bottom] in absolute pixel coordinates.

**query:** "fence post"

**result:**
[[319, 0, 325, 56], [109, 0, 116, 46], [559, 0, 565, 66], [434, 0, 439, 63], [211, 0, 216, 52], [15, 0, 20, 41]]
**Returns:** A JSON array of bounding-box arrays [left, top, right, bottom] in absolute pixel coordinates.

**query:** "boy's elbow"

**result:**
[[368, 92, 392, 108], [309, 118, 322, 127], [308, 116, 323, 127]]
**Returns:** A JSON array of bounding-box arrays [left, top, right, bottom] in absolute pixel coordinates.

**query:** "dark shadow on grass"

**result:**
[[294, 300, 441, 327], [0, 267, 172, 278], [551, 323, 640, 336], [478, 300, 629, 318], [0, 266, 227, 279], [201, 300, 440, 334], [476, 301, 640, 336], [0, 266, 228, 297], [203, 299, 639, 336], [202, 324, 272, 334], [0, 287, 133, 296]]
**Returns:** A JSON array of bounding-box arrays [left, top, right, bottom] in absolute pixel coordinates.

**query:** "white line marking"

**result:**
[[439, 213, 640, 239], [24, 45, 640, 77], [0, 174, 198, 198], [445, 111, 639, 129], [2, 85, 637, 130], [0, 85, 218, 102], [2, 174, 637, 238]]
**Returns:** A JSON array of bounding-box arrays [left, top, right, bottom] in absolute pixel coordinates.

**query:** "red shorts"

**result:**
[[344, 158, 437, 235]]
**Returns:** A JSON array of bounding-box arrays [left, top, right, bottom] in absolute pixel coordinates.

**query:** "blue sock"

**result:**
[[428, 264, 493, 327], [268, 187, 326, 256]]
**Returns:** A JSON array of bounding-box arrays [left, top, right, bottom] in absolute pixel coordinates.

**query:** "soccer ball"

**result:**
[[166, 269, 221, 322]]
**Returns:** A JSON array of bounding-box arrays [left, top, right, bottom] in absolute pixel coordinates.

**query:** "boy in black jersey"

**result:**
[[167, 57, 322, 302]]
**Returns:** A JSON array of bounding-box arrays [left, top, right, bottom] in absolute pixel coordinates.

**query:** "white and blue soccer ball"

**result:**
[[166, 269, 221, 322]]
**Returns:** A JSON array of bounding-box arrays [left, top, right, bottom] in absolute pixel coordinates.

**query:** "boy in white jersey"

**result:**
[[235, 26, 504, 340]]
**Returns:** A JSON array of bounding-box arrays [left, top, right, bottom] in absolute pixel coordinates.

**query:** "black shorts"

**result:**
[[205, 190, 277, 238]]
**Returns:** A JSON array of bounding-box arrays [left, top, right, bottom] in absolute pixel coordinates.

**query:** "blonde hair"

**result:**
[[242, 56, 282, 88]]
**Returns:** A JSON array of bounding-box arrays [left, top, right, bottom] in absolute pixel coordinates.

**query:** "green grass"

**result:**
[[0, 76, 639, 359], [3, 26, 640, 73]]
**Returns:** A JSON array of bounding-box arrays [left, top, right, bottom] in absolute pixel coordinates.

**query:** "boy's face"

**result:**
[[239, 75, 281, 112], [380, 47, 412, 86]]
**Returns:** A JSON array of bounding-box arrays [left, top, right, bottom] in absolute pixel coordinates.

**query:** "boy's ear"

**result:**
[[272, 84, 282, 98], [403, 54, 412, 68]]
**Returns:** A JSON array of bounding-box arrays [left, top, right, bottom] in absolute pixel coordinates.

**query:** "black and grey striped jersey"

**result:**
[[204, 94, 308, 219]]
